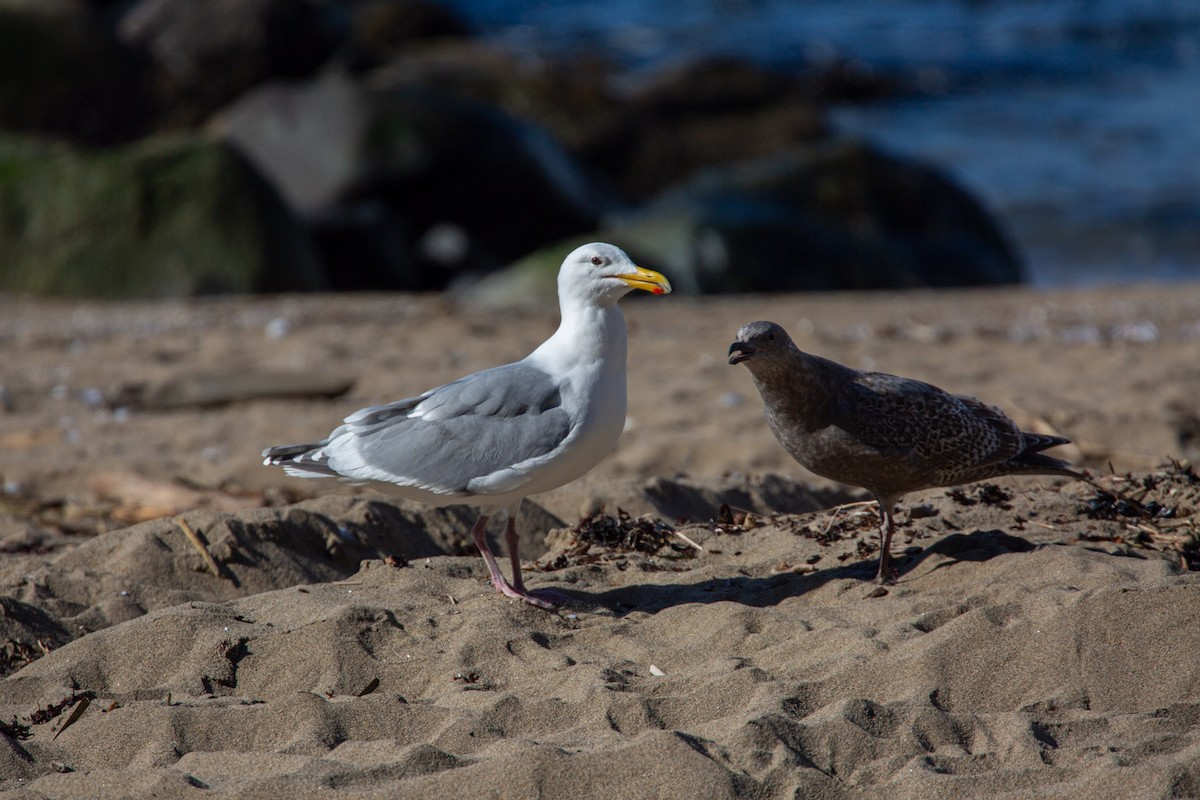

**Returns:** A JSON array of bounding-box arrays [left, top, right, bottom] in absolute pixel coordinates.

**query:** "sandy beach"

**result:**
[[2, 284, 1200, 798]]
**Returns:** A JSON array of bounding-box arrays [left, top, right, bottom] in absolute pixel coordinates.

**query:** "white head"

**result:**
[[557, 242, 672, 308]]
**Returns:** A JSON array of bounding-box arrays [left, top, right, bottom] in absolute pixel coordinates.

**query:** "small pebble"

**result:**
[[265, 317, 291, 339]]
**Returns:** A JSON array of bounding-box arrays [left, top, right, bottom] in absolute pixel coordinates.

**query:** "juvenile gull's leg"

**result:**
[[874, 496, 899, 584]]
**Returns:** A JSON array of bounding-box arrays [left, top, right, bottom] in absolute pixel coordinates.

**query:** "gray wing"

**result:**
[[831, 372, 1023, 481], [320, 361, 572, 494]]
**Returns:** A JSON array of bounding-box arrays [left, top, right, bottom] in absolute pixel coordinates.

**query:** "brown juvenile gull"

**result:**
[[728, 320, 1080, 583], [264, 243, 671, 609]]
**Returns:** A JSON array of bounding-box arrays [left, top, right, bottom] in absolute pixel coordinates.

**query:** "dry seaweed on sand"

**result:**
[[1, 639, 50, 677], [714, 503, 767, 533], [1074, 461, 1200, 569], [946, 483, 1014, 509], [6, 690, 98, 742], [773, 501, 879, 544], [540, 508, 698, 571], [1, 715, 31, 740]]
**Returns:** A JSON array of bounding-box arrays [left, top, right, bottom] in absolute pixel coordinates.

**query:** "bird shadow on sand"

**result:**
[[563, 528, 1039, 617]]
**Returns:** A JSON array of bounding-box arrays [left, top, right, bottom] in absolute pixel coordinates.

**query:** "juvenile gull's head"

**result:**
[[728, 320, 794, 366]]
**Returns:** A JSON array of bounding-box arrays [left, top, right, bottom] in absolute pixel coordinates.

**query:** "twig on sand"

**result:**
[[175, 516, 223, 580], [52, 696, 89, 741], [821, 500, 877, 535], [1126, 522, 1194, 546], [672, 529, 705, 552]]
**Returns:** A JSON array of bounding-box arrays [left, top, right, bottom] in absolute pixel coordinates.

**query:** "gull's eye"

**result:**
[[590, 256, 604, 266]]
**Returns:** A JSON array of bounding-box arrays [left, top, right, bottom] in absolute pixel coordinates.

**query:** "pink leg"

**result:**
[[505, 515, 526, 592], [505, 515, 570, 607], [470, 515, 559, 610]]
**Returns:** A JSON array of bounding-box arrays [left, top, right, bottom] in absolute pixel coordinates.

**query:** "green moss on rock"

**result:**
[[0, 136, 323, 297]]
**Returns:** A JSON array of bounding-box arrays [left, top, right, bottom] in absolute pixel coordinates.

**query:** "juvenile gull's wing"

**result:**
[[832, 371, 1024, 482], [315, 361, 573, 496]]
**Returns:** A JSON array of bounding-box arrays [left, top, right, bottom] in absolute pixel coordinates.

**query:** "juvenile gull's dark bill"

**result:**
[[264, 243, 671, 609], [729, 320, 1080, 583]]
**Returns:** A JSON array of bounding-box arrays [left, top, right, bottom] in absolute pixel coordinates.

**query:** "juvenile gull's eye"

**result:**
[[591, 256, 603, 266]]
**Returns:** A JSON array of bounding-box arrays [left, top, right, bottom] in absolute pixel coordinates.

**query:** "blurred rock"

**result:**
[[213, 71, 609, 289], [475, 139, 1021, 299], [613, 139, 1022, 293], [0, 135, 324, 297], [0, 3, 1024, 297], [0, 6, 156, 144], [110, 370, 355, 410], [375, 50, 829, 200], [209, 72, 368, 216], [588, 57, 829, 199], [344, 0, 471, 67], [117, 0, 346, 126]]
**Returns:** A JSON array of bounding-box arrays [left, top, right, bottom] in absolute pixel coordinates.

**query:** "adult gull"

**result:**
[[729, 320, 1080, 583], [264, 243, 671, 608]]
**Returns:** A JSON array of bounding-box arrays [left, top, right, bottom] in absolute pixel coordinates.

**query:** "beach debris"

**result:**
[[175, 517, 225, 580], [946, 483, 1014, 509], [649, 664, 666, 677], [540, 508, 698, 571], [108, 370, 355, 410], [1, 639, 47, 676], [10, 690, 98, 743], [51, 696, 90, 740], [1, 716, 30, 740], [1074, 461, 1199, 568], [89, 470, 262, 524], [672, 529, 705, 552]]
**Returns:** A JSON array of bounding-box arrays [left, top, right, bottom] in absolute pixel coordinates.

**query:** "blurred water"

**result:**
[[444, 0, 1200, 286]]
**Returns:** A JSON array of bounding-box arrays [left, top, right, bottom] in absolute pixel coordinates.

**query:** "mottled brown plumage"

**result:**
[[729, 320, 1080, 582]]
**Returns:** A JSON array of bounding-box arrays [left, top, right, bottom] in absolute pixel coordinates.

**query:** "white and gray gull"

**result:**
[[264, 243, 671, 609], [729, 320, 1080, 583]]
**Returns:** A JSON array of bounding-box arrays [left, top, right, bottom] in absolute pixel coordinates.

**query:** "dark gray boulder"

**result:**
[[117, 0, 346, 125], [213, 72, 610, 288], [610, 139, 1023, 292], [472, 139, 1022, 299], [0, 5, 156, 144]]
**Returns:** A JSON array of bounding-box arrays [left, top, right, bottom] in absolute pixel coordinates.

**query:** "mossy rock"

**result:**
[[0, 135, 324, 297]]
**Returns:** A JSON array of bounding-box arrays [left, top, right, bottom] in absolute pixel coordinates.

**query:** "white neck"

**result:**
[[530, 297, 628, 381]]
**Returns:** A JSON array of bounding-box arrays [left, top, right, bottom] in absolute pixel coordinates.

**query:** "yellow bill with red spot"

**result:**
[[618, 265, 672, 295]]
